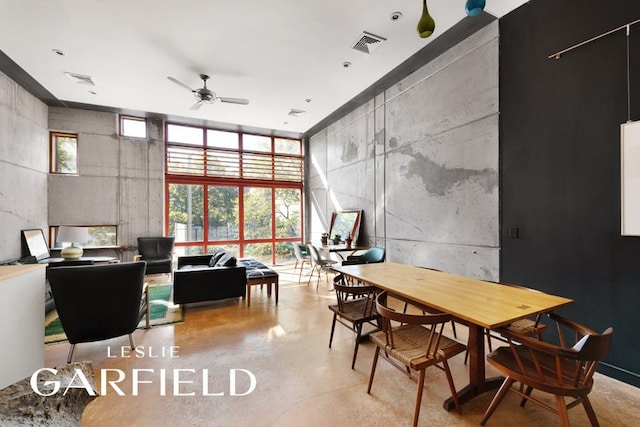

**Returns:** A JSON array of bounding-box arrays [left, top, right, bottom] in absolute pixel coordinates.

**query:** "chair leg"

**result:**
[[581, 396, 601, 427], [450, 320, 458, 338], [129, 333, 135, 349], [480, 377, 515, 425], [307, 265, 316, 286], [413, 368, 426, 427], [555, 395, 570, 427], [67, 344, 76, 364], [442, 359, 461, 414], [145, 285, 151, 329], [520, 385, 533, 407], [352, 323, 363, 369], [367, 347, 380, 394], [329, 313, 337, 348]]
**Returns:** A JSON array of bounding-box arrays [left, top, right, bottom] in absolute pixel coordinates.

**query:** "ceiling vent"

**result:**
[[351, 31, 386, 54], [288, 108, 306, 117], [64, 72, 96, 86]]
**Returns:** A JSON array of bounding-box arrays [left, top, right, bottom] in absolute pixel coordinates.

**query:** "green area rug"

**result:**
[[45, 284, 183, 344]]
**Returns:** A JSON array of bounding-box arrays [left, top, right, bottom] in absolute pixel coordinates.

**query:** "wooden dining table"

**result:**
[[332, 262, 574, 410]]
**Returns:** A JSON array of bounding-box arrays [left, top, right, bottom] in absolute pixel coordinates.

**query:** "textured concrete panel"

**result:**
[[326, 100, 374, 138], [147, 138, 165, 180], [308, 175, 329, 240], [120, 138, 152, 179], [79, 134, 119, 177], [326, 104, 375, 170], [47, 175, 118, 225], [385, 38, 499, 151], [387, 238, 499, 281], [385, 115, 498, 247], [386, 21, 499, 100], [326, 158, 375, 239], [0, 72, 48, 261], [49, 108, 116, 136], [119, 177, 164, 249], [308, 129, 327, 179]]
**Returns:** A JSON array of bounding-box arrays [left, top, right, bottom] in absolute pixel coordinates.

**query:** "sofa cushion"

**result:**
[[208, 251, 226, 267], [216, 253, 237, 267]]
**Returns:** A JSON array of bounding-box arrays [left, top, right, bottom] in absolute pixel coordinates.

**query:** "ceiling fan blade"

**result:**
[[218, 97, 250, 105], [168, 76, 195, 92], [190, 100, 204, 110]]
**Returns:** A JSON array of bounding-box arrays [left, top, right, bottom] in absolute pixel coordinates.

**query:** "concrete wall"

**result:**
[[0, 71, 49, 262], [307, 22, 499, 280], [47, 108, 164, 260]]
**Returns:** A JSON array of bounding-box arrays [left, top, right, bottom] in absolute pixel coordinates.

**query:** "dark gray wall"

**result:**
[[501, 0, 640, 386]]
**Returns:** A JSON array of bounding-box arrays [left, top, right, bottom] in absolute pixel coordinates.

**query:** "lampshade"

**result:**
[[465, 0, 486, 17], [58, 226, 89, 244], [417, 0, 436, 38], [58, 226, 89, 260]]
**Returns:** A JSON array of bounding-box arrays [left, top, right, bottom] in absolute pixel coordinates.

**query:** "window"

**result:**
[[49, 225, 118, 248], [120, 116, 147, 138], [50, 132, 78, 174], [165, 123, 303, 263]]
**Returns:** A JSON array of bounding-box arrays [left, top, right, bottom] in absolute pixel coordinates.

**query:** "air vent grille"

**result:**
[[288, 108, 306, 117], [351, 31, 386, 54], [64, 72, 96, 86]]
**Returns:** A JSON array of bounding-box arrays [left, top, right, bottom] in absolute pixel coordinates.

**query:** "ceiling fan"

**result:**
[[167, 74, 249, 110]]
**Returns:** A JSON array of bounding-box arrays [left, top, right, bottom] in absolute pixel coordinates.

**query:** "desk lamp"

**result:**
[[58, 226, 89, 260]]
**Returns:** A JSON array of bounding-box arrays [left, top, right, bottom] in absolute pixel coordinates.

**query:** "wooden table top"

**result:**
[[333, 262, 573, 329]]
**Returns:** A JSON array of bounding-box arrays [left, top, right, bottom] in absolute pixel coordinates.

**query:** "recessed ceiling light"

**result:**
[[305, 98, 312, 103], [89, 91, 97, 95], [52, 49, 65, 56], [390, 11, 403, 21], [343, 61, 351, 68]]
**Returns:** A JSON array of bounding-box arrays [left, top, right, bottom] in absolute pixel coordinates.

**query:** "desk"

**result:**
[[41, 256, 118, 264], [323, 244, 368, 260], [333, 262, 573, 410]]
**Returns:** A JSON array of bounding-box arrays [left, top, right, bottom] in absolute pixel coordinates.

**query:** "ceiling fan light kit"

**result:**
[[167, 74, 249, 110]]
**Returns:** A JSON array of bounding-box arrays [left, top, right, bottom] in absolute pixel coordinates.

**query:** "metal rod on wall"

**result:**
[[548, 17, 640, 60]]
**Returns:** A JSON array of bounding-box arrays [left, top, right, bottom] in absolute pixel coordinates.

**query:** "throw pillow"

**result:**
[[215, 253, 237, 267], [209, 251, 226, 267]]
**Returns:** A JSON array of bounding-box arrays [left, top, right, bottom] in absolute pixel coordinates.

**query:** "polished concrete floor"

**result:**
[[44, 263, 640, 426]]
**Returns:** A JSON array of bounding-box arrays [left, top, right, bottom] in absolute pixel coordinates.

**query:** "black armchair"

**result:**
[[136, 237, 174, 275], [47, 261, 149, 363]]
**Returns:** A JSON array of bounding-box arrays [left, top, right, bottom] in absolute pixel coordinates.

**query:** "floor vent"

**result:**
[[351, 31, 386, 54], [64, 72, 96, 86]]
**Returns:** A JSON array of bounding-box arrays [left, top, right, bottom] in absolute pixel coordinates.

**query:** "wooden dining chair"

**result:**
[[368, 291, 467, 427], [328, 274, 381, 369], [480, 313, 613, 427]]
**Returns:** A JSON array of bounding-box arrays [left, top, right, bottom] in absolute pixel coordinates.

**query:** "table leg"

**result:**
[[443, 324, 503, 411]]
